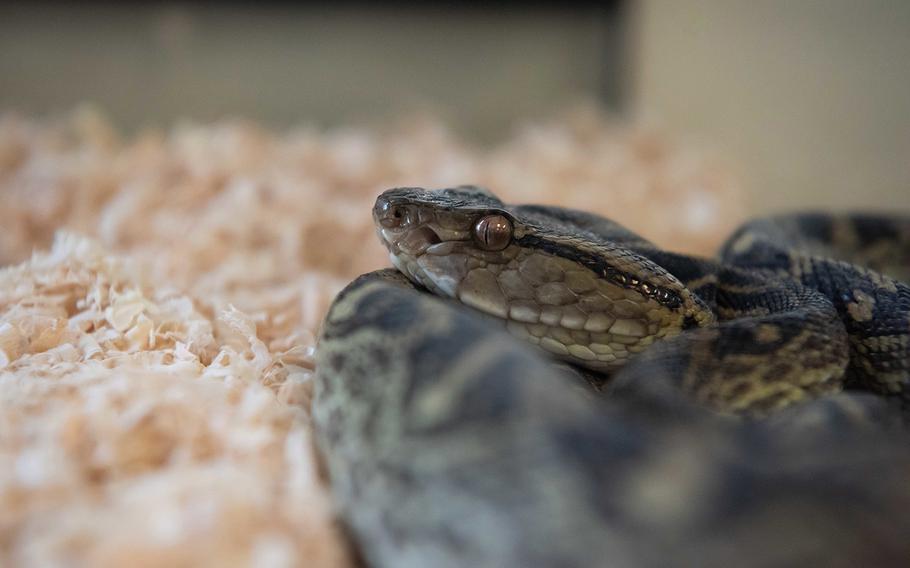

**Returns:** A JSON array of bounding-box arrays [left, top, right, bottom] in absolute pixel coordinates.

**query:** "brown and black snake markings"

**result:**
[[314, 186, 910, 568]]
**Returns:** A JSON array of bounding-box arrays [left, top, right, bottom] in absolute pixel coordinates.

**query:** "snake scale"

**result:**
[[314, 186, 910, 567]]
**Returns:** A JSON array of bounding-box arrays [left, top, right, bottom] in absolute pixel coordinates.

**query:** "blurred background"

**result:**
[[1, 1, 908, 213], [1, 4, 909, 566]]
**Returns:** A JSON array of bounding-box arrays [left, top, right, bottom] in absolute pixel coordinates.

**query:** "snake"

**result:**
[[313, 186, 910, 567]]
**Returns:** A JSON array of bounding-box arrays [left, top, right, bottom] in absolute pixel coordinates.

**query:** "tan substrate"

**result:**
[[0, 105, 745, 567]]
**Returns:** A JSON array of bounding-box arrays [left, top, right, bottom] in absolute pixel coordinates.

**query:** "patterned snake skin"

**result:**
[[314, 186, 910, 567]]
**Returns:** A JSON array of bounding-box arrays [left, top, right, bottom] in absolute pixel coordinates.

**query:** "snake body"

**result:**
[[314, 186, 910, 567]]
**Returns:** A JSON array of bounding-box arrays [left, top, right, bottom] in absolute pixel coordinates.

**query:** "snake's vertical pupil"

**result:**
[[474, 214, 513, 251]]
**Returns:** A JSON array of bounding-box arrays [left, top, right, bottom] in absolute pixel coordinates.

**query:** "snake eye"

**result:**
[[473, 214, 513, 251]]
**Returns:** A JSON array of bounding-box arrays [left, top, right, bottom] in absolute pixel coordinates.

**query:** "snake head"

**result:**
[[373, 186, 526, 297], [373, 186, 713, 371]]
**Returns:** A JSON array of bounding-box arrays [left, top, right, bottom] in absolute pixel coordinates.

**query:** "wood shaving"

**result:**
[[0, 104, 745, 567]]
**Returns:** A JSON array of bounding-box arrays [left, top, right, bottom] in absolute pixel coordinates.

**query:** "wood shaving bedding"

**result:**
[[0, 104, 745, 567]]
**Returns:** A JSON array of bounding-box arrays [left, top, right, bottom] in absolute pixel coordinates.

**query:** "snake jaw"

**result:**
[[387, 233, 501, 299], [377, 215, 476, 298], [396, 226, 442, 256], [425, 241, 459, 256]]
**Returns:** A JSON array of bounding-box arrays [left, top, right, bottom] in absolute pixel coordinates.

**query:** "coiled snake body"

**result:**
[[314, 187, 910, 567]]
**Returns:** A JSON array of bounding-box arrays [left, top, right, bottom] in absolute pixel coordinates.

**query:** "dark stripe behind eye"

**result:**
[[516, 235, 683, 309]]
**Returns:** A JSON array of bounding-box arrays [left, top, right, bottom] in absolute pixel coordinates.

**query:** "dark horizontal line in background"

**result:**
[[7, 1, 622, 13]]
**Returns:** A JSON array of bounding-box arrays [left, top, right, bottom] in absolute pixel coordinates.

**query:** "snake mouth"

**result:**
[[387, 225, 443, 257], [416, 226, 443, 249], [425, 239, 461, 256]]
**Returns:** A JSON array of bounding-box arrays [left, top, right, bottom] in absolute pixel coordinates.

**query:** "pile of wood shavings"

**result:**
[[0, 105, 745, 567]]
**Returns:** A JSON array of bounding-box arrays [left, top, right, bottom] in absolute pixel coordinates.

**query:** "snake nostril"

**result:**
[[375, 198, 415, 229]]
